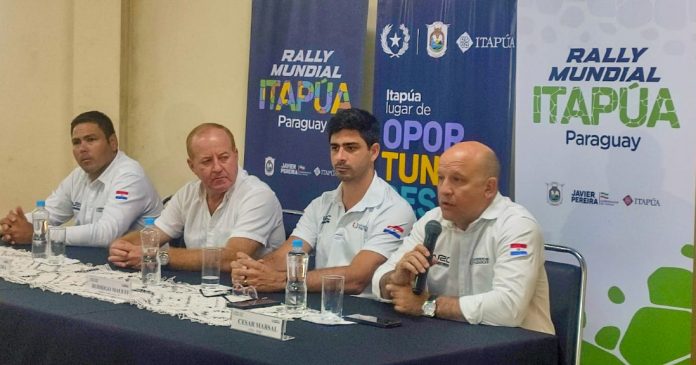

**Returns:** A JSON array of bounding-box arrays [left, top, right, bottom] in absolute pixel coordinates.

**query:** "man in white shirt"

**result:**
[[108, 123, 285, 271], [231, 108, 416, 297], [373, 141, 555, 334], [0, 111, 162, 247]]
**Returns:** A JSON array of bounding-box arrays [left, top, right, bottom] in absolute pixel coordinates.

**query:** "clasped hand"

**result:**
[[230, 252, 285, 292], [0, 207, 32, 244], [108, 239, 142, 268]]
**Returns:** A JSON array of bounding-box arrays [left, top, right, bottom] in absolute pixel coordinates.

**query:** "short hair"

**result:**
[[71, 111, 115, 138], [483, 150, 501, 180], [186, 123, 236, 158], [326, 108, 380, 147]]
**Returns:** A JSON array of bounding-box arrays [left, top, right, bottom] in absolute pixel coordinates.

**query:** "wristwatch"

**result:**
[[422, 295, 438, 318], [159, 249, 170, 266]]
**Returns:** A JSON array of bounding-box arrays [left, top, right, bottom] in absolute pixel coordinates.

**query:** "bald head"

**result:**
[[186, 123, 236, 158], [437, 142, 500, 230], [440, 141, 500, 180]]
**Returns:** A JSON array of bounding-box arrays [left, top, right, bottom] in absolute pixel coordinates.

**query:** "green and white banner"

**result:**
[[514, 1, 694, 364]]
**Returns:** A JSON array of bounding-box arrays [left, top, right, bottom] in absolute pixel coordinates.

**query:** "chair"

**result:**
[[282, 209, 303, 239], [544, 244, 587, 365]]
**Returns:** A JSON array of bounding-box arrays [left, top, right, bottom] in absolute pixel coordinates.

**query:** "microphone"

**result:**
[[412, 220, 442, 295]]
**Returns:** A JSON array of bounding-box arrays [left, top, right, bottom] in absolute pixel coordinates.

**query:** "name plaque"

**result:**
[[230, 308, 294, 341], [86, 275, 132, 297]]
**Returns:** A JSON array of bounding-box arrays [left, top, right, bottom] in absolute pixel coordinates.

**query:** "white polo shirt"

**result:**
[[156, 169, 285, 257], [39, 151, 162, 247], [292, 173, 416, 296], [373, 193, 555, 334]]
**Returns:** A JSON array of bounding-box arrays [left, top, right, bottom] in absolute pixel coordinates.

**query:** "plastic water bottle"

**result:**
[[285, 239, 308, 314], [31, 200, 49, 259], [140, 217, 160, 286]]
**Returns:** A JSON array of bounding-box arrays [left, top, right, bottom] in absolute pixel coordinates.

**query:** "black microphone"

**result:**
[[412, 220, 442, 295]]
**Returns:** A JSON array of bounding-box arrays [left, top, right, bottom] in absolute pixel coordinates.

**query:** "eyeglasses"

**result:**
[[199, 283, 258, 303]]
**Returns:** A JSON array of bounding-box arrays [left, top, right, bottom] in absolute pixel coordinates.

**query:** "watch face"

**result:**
[[423, 301, 436, 317], [159, 251, 169, 265]]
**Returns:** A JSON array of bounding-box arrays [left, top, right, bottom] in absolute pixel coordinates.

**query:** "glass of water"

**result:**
[[48, 227, 66, 265], [201, 247, 221, 289]]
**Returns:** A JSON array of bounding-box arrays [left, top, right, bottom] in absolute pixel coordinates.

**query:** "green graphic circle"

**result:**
[[607, 286, 625, 304]]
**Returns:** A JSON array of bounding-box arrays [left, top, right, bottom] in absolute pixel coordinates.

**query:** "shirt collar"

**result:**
[[479, 192, 505, 220], [197, 167, 247, 203], [333, 172, 382, 212], [93, 150, 123, 185], [439, 192, 505, 230]]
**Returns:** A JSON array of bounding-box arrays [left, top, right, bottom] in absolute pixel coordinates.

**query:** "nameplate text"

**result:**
[[230, 308, 293, 341], [86, 275, 132, 297]]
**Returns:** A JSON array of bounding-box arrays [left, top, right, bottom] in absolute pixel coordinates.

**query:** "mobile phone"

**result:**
[[226, 298, 280, 310], [345, 314, 402, 328]]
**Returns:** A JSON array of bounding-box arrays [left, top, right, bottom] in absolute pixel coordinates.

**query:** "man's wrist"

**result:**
[[274, 270, 287, 291], [422, 294, 438, 317], [379, 271, 393, 298], [159, 248, 170, 266]]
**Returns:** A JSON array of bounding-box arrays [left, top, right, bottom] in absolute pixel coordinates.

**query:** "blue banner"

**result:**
[[244, 0, 368, 211], [374, 0, 517, 217]]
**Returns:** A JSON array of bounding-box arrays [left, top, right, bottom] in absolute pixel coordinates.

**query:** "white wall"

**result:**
[[0, 0, 378, 213], [0, 0, 122, 214], [125, 0, 252, 198]]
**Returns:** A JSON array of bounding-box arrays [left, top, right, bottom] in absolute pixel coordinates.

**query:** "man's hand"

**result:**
[[108, 239, 142, 269], [231, 252, 285, 292], [386, 282, 429, 316], [391, 244, 433, 285], [1, 207, 32, 244]]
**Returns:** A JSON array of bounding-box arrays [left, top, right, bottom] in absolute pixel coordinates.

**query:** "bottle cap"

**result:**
[[36, 200, 46, 207], [292, 239, 303, 249], [144, 217, 156, 226]]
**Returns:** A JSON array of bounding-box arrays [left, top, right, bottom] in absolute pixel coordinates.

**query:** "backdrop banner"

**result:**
[[515, 1, 695, 364], [244, 0, 368, 212], [373, 0, 517, 217]]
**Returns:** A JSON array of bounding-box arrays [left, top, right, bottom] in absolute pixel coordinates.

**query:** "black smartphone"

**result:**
[[345, 314, 402, 328], [226, 298, 280, 310]]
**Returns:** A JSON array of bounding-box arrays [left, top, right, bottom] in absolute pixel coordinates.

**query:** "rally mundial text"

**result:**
[[533, 47, 680, 152], [258, 49, 352, 133]]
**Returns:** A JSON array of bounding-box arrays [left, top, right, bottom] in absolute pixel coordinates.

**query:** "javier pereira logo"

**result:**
[[570, 188, 618, 206]]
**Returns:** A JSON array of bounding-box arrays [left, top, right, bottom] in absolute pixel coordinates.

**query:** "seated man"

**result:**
[[373, 141, 555, 334], [231, 108, 416, 296], [0, 111, 162, 247], [108, 123, 285, 271]]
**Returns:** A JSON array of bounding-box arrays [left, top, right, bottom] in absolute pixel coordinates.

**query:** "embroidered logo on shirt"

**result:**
[[382, 225, 404, 238], [321, 214, 331, 224], [471, 257, 490, 265], [436, 254, 450, 267], [72, 202, 81, 211], [115, 190, 129, 201], [352, 222, 368, 232], [510, 243, 528, 257]]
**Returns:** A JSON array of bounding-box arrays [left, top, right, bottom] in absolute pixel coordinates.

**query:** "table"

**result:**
[[0, 244, 558, 364]]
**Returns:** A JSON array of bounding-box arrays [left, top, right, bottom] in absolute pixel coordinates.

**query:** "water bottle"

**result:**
[[285, 239, 308, 314], [140, 217, 160, 286], [31, 200, 49, 259]]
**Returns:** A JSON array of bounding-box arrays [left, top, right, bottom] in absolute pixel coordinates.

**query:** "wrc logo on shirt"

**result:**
[[510, 243, 528, 257], [115, 190, 129, 201], [383, 225, 404, 239]]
